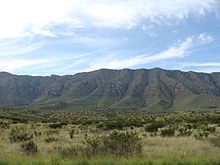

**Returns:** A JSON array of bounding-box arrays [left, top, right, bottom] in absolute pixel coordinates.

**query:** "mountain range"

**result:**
[[1, 68, 220, 112]]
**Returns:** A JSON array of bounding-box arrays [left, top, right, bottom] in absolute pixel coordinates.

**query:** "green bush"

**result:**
[[84, 131, 142, 157], [102, 131, 142, 156], [203, 126, 216, 133], [84, 136, 103, 156], [20, 140, 38, 155], [161, 127, 175, 137], [49, 123, 64, 129], [177, 126, 193, 137], [97, 121, 123, 130], [145, 120, 167, 132], [9, 127, 32, 142], [56, 131, 142, 158]]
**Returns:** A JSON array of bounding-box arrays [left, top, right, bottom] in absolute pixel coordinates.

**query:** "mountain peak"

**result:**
[[1, 68, 220, 112]]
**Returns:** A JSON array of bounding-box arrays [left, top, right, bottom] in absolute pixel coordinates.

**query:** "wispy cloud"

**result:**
[[0, 39, 44, 56], [83, 0, 219, 28], [0, 59, 50, 73], [81, 33, 214, 71], [197, 33, 215, 44], [181, 62, 220, 67], [0, 0, 218, 39], [71, 36, 126, 47], [0, 0, 218, 75]]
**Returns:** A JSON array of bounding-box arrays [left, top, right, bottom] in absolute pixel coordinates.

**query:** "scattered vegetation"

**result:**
[[0, 109, 219, 164], [9, 127, 33, 142]]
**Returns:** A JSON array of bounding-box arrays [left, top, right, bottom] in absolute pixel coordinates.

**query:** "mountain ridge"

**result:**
[[1, 68, 220, 112]]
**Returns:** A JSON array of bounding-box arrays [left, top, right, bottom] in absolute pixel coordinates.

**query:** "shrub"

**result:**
[[69, 129, 75, 139], [49, 123, 64, 129], [20, 140, 38, 155], [177, 126, 193, 137], [145, 120, 167, 132], [161, 127, 175, 137], [194, 130, 210, 140], [102, 131, 142, 156], [9, 127, 32, 142], [97, 121, 123, 130], [44, 136, 59, 143], [56, 131, 143, 158], [203, 126, 216, 133], [84, 136, 103, 156], [34, 130, 42, 137], [84, 131, 142, 157], [0, 122, 10, 129], [46, 129, 60, 136]]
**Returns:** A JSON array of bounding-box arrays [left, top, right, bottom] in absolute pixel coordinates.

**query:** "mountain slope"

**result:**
[[1, 68, 220, 112]]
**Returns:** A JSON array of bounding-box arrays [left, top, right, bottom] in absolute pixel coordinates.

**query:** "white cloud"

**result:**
[[71, 36, 127, 47], [82, 33, 214, 71], [183, 67, 220, 73], [0, 0, 78, 38], [0, 59, 50, 73], [0, 0, 218, 39], [181, 62, 220, 67], [0, 39, 44, 56], [78, 0, 219, 28], [198, 33, 215, 44]]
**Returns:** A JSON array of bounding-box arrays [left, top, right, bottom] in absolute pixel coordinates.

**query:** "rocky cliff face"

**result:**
[[1, 68, 220, 112]]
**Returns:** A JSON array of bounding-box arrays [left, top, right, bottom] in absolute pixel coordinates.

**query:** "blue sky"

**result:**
[[0, 0, 220, 75]]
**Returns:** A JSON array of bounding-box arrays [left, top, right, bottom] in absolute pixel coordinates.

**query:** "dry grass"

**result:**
[[142, 136, 220, 158], [0, 121, 220, 164]]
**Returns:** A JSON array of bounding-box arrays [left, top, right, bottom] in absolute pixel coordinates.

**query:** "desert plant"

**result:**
[[44, 136, 59, 143], [203, 126, 216, 133], [57, 131, 143, 158], [161, 127, 175, 137], [145, 120, 167, 132], [45, 129, 60, 136], [84, 131, 143, 157], [0, 122, 10, 129], [49, 123, 64, 129], [194, 130, 210, 140], [69, 129, 75, 139], [102, 131, 142, 156], [9, 127, 32, 142], [20, 140, 38, 155], [34, 130, 42, 137], [177, 126, 193, 137]]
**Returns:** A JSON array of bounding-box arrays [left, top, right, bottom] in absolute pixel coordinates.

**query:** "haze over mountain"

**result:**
[[1, 68, 220, 112]]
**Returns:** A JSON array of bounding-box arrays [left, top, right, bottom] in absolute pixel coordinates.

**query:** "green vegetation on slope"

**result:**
[[1, 68, 220, 112]]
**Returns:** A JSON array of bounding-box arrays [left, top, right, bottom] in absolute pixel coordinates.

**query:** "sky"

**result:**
[[0, 0, 220, 75]]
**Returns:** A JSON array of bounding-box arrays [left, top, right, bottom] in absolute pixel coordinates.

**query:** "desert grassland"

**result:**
[[0, 110, 220, 165]]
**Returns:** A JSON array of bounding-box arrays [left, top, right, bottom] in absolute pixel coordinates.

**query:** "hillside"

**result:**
[[1, 68, 220, 112]]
